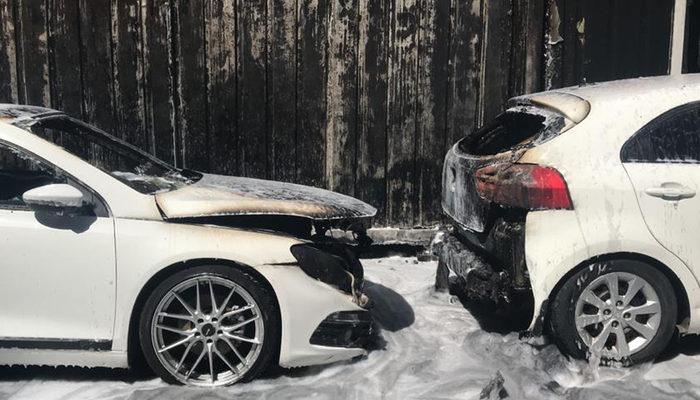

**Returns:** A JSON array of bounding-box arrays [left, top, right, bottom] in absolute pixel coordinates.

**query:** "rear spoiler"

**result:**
[[509, 92, 591, 124]]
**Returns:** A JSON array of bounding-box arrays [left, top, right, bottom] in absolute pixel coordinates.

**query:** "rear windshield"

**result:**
[[459, 106, 566, 155]]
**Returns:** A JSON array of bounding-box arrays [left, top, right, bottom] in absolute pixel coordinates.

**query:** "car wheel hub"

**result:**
[[150, 276, 265, 387], [574, 271, 662, 359]]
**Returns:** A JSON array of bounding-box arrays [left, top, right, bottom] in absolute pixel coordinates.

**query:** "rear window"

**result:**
[[459, 106, 566, 155]]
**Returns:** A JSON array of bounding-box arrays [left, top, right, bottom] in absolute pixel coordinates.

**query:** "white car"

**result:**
[[0, 105, 376, 386], [436, 74, 700, 365]]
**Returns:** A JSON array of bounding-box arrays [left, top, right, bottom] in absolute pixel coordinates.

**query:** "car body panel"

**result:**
[[155, 173, 377, 229], [0, 107, 373, 371], [0, 209, 116, 340], [440, 74, 700, 335], [111, 213, 367, 367], [517, 75, 700, 333]]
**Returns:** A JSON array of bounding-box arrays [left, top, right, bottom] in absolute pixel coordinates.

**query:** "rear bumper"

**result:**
[[433, 217, 530, 301]]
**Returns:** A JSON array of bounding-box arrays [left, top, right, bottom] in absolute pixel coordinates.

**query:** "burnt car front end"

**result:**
[[154, 174, 378, 354]]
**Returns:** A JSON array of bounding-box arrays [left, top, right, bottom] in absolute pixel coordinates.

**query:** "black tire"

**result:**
[[139, 265, 280, 386], [549, 259, 677, 365]]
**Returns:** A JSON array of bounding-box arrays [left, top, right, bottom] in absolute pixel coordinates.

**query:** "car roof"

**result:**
[[553, 73, 700, 105], [0, 104, 64, 124]]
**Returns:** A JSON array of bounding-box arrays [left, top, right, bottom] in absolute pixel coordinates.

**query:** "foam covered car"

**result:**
[[0, 105, 375, 386], [436, 74, 700, 364]]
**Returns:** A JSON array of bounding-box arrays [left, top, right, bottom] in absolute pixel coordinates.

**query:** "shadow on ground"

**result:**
[[449, 277, 533, 334]]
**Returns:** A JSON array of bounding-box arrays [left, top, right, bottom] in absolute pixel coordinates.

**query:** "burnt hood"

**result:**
[[155, 174, 377, 230]]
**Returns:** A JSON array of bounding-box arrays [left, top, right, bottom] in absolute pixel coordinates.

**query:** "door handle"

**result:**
[[645, 184, 696, 201]]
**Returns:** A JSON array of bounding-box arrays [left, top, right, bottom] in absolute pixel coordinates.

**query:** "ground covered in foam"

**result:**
[[2, 257, 700, 399]]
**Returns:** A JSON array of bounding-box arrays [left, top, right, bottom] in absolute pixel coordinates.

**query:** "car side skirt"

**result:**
[[0, 348, 128, 368]]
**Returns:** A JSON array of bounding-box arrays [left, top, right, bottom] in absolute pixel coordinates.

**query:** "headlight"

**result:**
[[290, 243, 364, 298]]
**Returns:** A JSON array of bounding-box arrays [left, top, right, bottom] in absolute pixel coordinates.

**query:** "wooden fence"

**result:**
[[0, 0, 675, 227]]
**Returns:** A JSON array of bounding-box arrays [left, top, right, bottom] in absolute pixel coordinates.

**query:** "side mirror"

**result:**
[[23, 184, 86, 212]]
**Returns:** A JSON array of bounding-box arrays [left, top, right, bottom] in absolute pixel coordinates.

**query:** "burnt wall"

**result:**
[[0, 0, 675, 227]]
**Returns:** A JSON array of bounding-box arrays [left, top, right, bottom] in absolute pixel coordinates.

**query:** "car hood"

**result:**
[[155, 173, 377, 228]]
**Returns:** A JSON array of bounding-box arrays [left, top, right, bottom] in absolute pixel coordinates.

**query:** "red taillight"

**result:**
[[474, 163, 573, 210]]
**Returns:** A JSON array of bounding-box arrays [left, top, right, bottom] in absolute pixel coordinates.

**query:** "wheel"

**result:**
[[139, 265, 280, 387], [549, 259, 677, 365]]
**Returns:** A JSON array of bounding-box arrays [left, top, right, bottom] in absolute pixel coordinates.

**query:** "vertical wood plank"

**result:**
[[111, 0, 147, 147], [416, 0, 450, 225], [478, 0, 513, 123], [0, 0, 19, 103], [296, 0, 328, 187], [543, 0, 563, 89], [510, 0, 544, 95], [142, 0, 176, 162], [173, 0, 208, 170], [47, 0, 82, 116], [205, 0, 238, 175], [446, 0, 481, 148], [79, 0, 114, 130], [237, 0, 268, 178], [386, 0, 419, 227], [325, 0, 358, 195], [267, 0, 296, 182], [357, 0, 389, 224], [16, 0, 50, 106]]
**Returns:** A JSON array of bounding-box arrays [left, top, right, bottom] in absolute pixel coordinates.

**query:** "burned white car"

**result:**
[[436, 74, 700, 365], [0, 105, 375, 386]]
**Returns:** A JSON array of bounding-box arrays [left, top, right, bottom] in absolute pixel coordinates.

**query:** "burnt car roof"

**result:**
[[0, 104, 64, 122]]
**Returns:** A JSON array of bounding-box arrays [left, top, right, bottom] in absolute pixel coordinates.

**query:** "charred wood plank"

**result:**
[[267, 0, 296, 182], [172, 0, 208, 170], [16, 0, 50, 106], [110, 0, 148, 148], [296, 0, 329, 187], [142, 0, 176, 162], [237, 0, 268, 178], [205, 0, 238, 175], [47, 0, 82, 117], [79, 0, 114, 129], [416, 0, 450, 225], [446, 0, 481, 148], [357, 0, 389, 225], [325, 0, 358, 195], [478, 0, 513, 123], [386, 0, 419, 227], [0, 0, 18, 103]]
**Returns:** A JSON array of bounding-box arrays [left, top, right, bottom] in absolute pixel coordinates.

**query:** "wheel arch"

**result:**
[[126, 258, 282, 369], [543, 252, 690, 333]]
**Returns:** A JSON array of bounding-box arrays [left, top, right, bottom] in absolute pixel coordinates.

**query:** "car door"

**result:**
[[622, 102, 700, 274], [0, 141, 116, 347]]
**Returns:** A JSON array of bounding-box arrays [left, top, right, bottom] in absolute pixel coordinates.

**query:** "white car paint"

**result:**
[[0, 114, 369, 370], [518, 74, 700, 333]]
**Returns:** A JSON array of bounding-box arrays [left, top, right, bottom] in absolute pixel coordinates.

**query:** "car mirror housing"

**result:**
[[22, 183, 86, 212]]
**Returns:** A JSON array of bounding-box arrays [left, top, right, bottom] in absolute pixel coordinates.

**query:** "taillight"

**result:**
[[474, 163, 573, 210]]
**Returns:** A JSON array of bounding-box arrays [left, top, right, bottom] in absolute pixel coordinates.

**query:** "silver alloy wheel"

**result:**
[[575, 271, 661, 359], [151, 275, 265, 387]]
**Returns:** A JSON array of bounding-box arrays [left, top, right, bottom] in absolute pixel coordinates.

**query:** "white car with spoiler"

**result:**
[[0, 105, 376, 386], [435, 74, 700, 365]]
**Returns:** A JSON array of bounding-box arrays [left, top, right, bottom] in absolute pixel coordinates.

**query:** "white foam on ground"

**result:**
[[2, 257, 700, 399]]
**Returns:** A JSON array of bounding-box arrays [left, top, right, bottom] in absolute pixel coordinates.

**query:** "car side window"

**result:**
[[0, 142, 108, 216], [621, 102, 700, 163], [0, 143, 65, 209]]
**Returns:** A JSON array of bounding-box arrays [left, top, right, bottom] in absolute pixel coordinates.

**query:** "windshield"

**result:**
[[17, 116, 201, 194]]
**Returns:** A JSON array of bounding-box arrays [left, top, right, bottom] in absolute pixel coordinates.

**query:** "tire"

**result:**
[[139, 265, 280, 387], [549, 259, 677, 365]]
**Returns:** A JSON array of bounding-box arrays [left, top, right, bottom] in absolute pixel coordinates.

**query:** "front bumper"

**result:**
[[310, 310, 373, 349], [433, 218, 530, 302]]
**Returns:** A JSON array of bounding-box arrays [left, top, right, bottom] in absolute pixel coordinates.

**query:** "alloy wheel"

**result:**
[[150, 275, 265, 386], [574, 271, 661, 359]]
